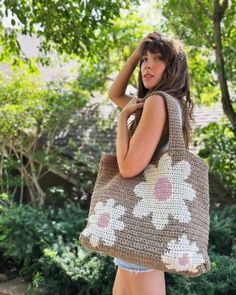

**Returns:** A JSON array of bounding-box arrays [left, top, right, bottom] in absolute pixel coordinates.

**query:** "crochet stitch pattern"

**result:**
[[82, 199, 126, 247], [80, 91, 210, 277], [133, 153, 196, 231], [161, 234, 205, 272]]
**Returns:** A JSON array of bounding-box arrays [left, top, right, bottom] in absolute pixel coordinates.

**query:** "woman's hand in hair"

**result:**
[[120, 97, 145, 118], [133, 31, 161, 58]]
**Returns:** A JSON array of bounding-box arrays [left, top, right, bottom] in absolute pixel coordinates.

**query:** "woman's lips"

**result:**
[[143, 74, 154, 79]]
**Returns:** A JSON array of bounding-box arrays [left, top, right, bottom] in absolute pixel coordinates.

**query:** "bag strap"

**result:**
[[143, 90, 186, 150]]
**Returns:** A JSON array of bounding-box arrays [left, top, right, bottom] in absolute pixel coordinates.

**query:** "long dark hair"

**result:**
[[129, 34, 194, 148]]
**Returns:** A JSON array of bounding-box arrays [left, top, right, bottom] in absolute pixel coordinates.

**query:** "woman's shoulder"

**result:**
[[144, 93, 182, 119], [144, 91, 180, 107], [144, 93, 164, 102]]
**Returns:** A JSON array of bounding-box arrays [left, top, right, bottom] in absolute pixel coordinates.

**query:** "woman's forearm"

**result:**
[[116, 111, 130, 175], [108, 52, 140, 99]]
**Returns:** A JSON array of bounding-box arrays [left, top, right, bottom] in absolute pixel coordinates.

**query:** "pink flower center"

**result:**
[[178, 253, 190, 266], [97, 212, 111, 228], [154, 176, 172, 201]]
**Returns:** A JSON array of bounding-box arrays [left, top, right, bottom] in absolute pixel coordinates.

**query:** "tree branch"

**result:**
[[7, 142, 78, 186], [213, 0, 236, 130]]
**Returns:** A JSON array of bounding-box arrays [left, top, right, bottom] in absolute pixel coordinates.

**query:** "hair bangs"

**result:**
[[141, 39, 174, 64]]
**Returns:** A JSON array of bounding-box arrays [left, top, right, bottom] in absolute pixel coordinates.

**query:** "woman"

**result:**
[[108, 32, 194, 295]]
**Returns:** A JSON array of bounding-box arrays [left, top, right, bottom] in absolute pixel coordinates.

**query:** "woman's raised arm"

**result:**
[[108, 51, 140, 110], [108, 32, 159, 110]]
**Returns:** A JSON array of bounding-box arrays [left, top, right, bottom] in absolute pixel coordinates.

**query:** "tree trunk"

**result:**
[[213, 0, 236, 131]]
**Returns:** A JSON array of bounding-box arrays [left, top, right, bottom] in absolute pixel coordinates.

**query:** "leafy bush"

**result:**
[[194, 119, 236, 199], [0, 203, 116, 294], [0, 203, 87, 262], [30, 245, 115, 295], [0, 198, 235, 294], [209, 204, 236, 257], [166, 252, 236, 295], [165, 204, 236, 295], [0, 205, 53, 277]]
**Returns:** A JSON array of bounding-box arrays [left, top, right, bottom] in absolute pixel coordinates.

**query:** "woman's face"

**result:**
[[141, 50, 166, 90]]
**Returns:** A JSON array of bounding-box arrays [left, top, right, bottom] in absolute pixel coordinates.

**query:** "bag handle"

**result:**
[[143, 90, 186, 150]]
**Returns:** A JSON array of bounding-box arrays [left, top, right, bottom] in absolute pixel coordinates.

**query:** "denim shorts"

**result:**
[[113, 257, 155, 273]]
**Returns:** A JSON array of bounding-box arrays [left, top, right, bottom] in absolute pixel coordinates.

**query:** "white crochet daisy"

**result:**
[[133, 153, 196, 230], [161, 234, 205, 272], [82, 199, 126, 247]]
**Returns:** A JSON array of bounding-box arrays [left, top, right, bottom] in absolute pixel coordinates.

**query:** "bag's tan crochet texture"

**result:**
[[80, 91, 211, 277]]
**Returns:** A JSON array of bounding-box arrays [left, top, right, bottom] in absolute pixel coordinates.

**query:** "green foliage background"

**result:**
[[0, 0, 235, 294]]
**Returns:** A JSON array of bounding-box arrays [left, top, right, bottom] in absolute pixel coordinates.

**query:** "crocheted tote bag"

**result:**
[[79, 91, 211, 277]]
